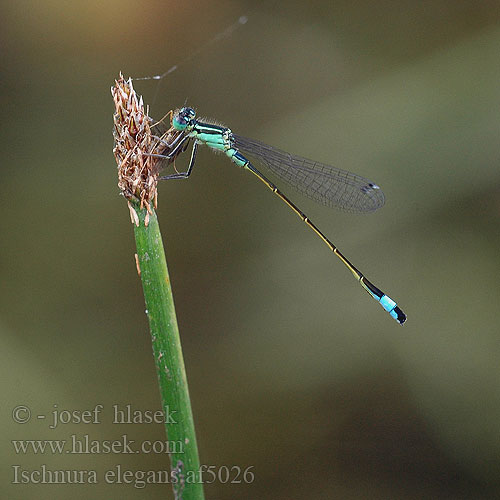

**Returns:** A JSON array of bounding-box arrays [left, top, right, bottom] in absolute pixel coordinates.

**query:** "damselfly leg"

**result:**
[[159, 141, 199, 180]]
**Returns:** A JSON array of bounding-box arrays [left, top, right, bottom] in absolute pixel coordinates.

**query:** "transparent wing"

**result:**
[[231, 134, 385, 213]]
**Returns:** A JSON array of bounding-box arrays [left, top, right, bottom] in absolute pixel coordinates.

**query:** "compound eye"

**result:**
[[173, 107, 195, 131], [182, 107, 195, 120]]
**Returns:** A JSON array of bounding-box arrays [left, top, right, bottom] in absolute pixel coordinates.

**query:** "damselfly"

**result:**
[[152, 107, 406, 325]]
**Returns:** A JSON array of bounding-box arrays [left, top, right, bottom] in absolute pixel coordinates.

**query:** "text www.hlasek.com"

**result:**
[[12, 434, 184, 455]]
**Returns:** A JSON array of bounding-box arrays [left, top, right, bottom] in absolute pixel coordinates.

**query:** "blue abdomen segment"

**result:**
[[380, 295, 405, 323], [361, 278, 406, 325], [380, 294, 396, 313], [227, 149, 248, 168]]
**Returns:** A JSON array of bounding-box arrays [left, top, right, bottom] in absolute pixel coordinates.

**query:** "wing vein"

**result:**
[[231, 134, 385, 213]]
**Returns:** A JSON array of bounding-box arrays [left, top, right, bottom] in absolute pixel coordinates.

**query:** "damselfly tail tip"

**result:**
[[361, 278, 406, 325], [391, 305, 407, 325], [380, 294, 406, 325]]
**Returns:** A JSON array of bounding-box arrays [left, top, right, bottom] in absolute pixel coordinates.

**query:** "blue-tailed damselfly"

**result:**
[[151, 107, 406, 325]]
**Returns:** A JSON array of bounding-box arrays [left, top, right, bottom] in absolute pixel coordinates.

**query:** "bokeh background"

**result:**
[[2, 1, 500, 498]]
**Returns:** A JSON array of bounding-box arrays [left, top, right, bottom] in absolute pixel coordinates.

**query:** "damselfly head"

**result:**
[[173, 107, 196, 131]]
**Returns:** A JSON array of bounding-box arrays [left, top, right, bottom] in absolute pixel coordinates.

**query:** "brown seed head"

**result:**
[[111, 73, 180, 212]]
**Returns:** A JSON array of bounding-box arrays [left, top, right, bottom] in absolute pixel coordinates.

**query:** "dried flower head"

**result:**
[[111, 73, 181, 217]]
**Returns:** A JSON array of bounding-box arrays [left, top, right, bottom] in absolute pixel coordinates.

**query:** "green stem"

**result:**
[[132, 203, 204, 500]]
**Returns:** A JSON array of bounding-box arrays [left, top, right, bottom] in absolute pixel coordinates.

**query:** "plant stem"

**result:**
[[132, 203, 204, 500]]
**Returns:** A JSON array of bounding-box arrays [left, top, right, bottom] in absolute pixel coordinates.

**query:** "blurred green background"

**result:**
[[2, 0, 500, 498]]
